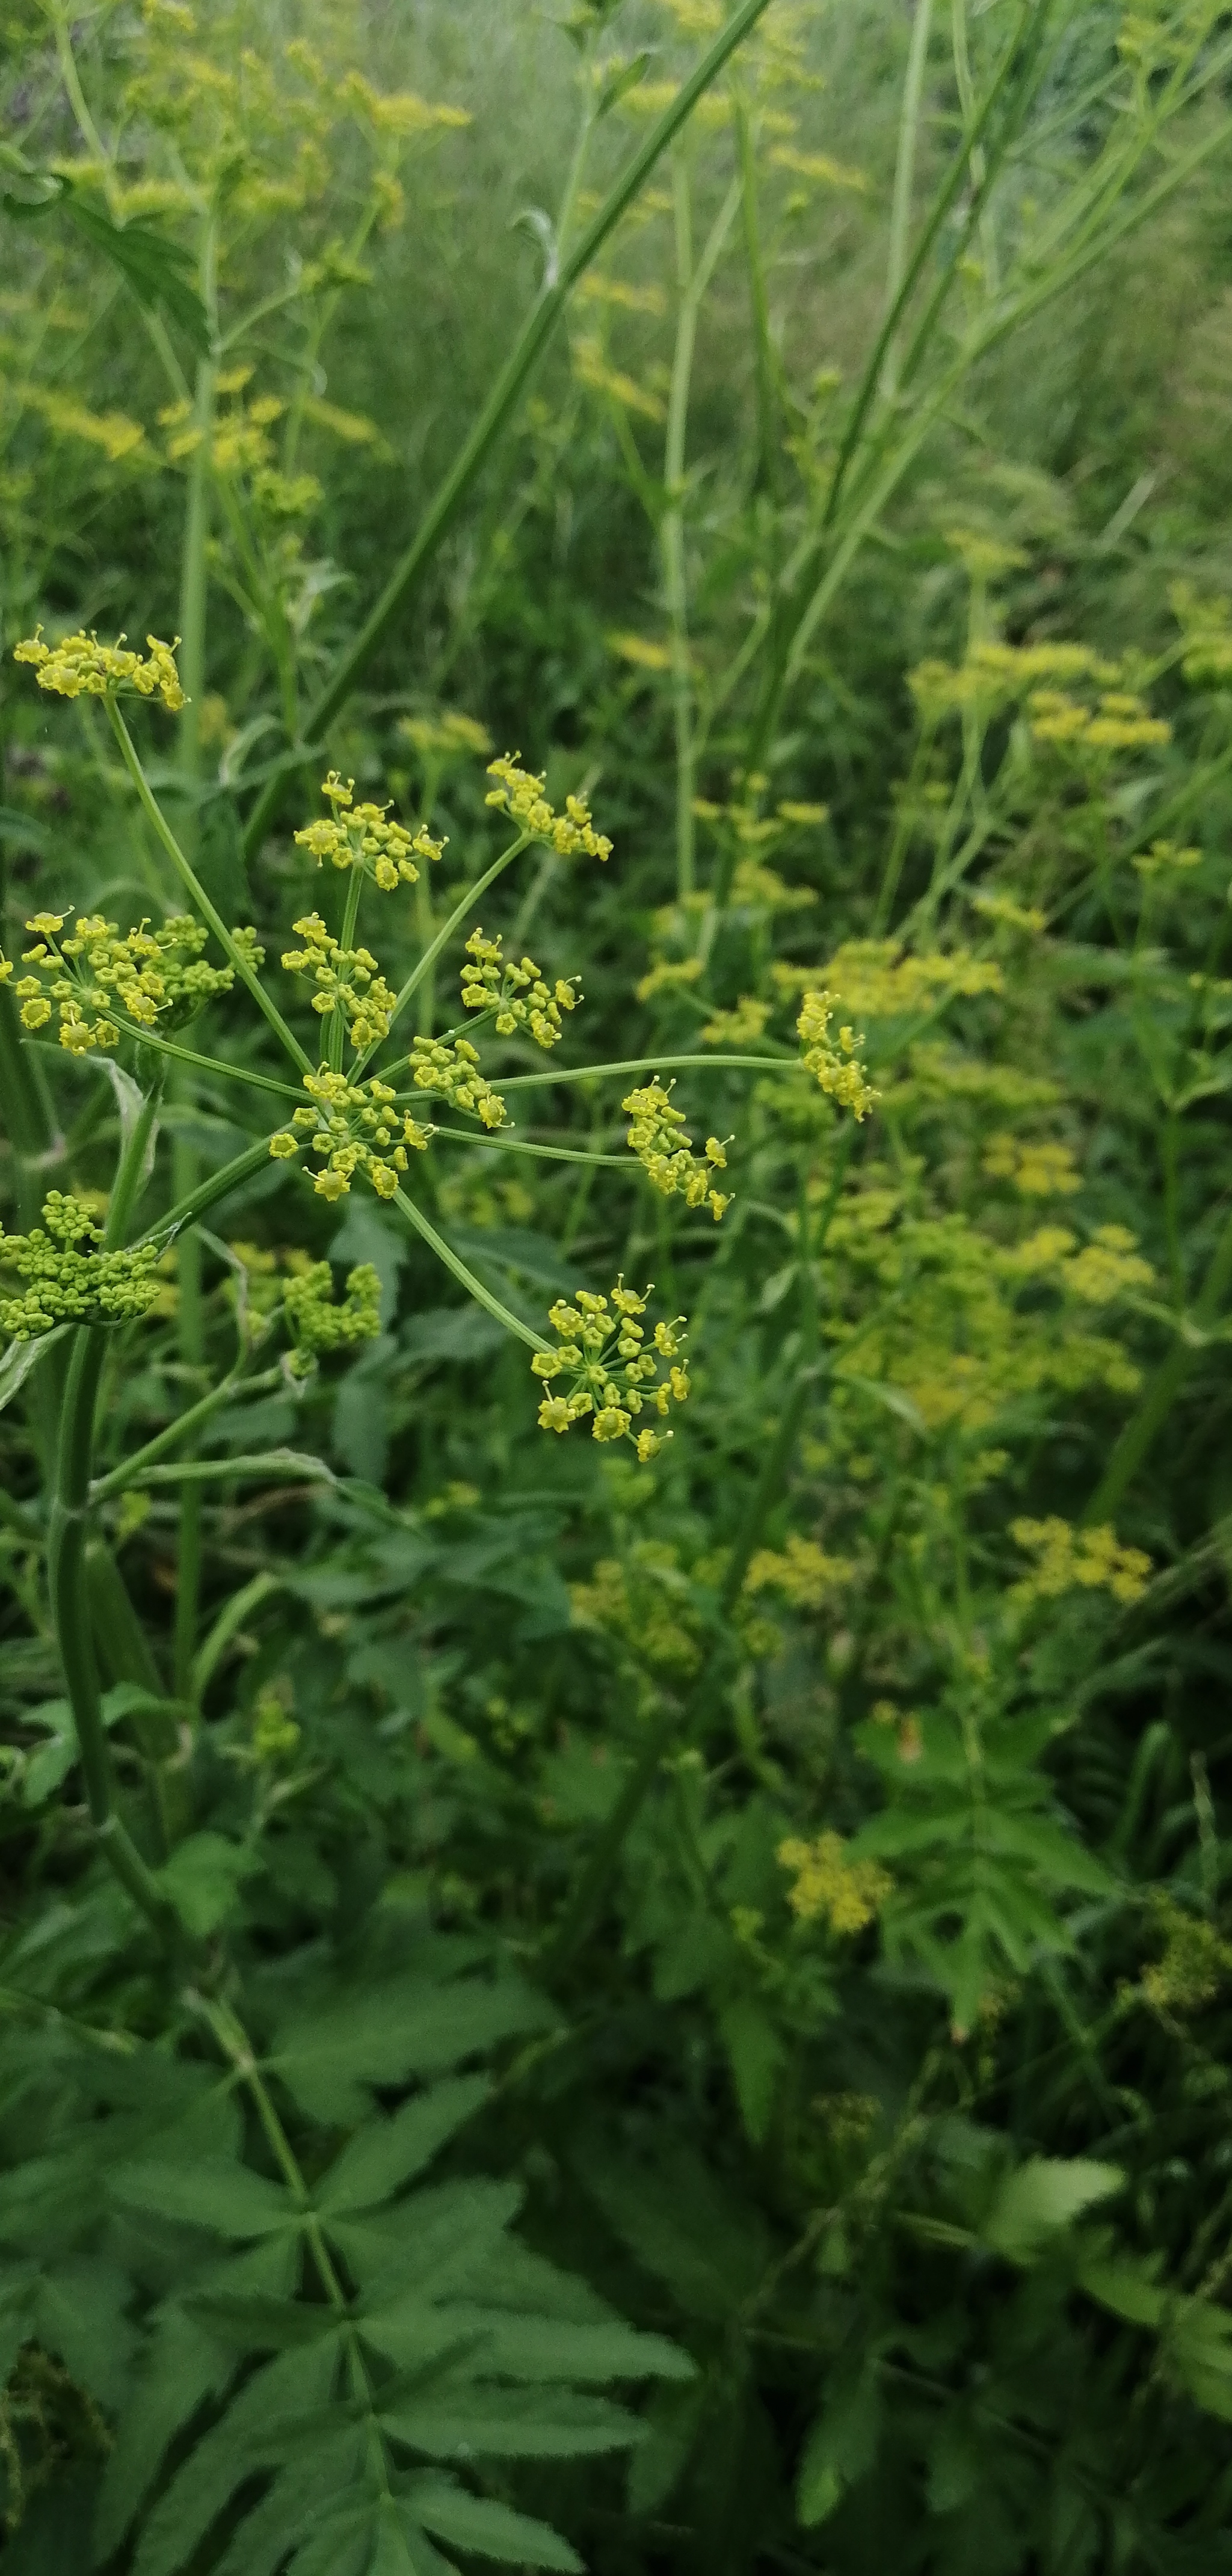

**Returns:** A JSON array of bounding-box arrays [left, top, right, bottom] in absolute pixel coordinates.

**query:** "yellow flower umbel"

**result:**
[[7, 911, 254, 1054], [1009, 1516, 1151, 1606], [621, 1081, 732, 1219], [532, 1279, 689, 1458], [777, 1832, 892, 1935], [407, 1036, 507, 1128], [268, 1069, 430, 1202], [484, 755, 612, 861], [280, 914, 396, 1051], [293, 770, 443, 891], [0, 1194, 162, 1339], [796, 992, 877, 1117], [459, 928, 580, 1050], [13, 628, 185, 712]]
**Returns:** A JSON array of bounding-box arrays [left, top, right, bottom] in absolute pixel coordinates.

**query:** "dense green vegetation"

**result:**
[[5, 3, 1232, 2569]]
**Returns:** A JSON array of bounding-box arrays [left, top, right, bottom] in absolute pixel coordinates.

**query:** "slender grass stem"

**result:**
[[882, 0, 936, 398], [90, 1364, 283, 1502], [500, 1051, 795, 1089], [430, 1127, 629, 1169]]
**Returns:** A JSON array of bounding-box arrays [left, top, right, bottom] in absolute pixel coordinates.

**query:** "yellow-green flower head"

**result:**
[[407, 1034, 507, 1128], [532, 1276, 689, 1459], [777, 1831, 892, 1935], [293, 771, 443, 891], [796, 991, 877, 1118], [399, 710, 492, 760], [485, 754, 612, 861], [0, 1193, 161, 1339], [621, 1080, 732, 1220], [13, 627, 186, 712], [460, 927, 580, 1051], [268, 1068, 430, 1202], [7, 909, 253, 1054], [282, 1258, 381, 1374], [1010, 1516, 1151, 1606], [280, 913, 396, 1051]]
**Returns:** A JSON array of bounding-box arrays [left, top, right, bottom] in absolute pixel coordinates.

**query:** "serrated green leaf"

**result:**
[[94, 2311, 235, 2563], [155, 1833, 259, 1936], [1076, 2252, 1166, 2328], [212, 2433, 368, 2576], [182, 2290, 338, 2350], [270, 1978, 553, 2124], [132, 2343, 342, 2576], [346, 2179, 524, 2302], [437, 2308, 695, 2385], [318, 2076, 490, 2215], [410, 2473, 582, 2569], [981, 1809, 1120, 1896], [580, 2147, 768, 2323], [111, 2157, 296, 2239], [982, 2159, 1123, 2264], [796, 2364, 881, 2528], [34, 2255, 135, 2407], [383, 2383, 643, 2459]]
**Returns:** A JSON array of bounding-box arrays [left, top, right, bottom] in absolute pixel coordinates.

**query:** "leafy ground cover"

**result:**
[[4, 4, 1232, 2571]]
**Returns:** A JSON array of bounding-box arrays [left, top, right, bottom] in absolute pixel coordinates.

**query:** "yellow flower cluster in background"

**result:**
[[746, 1534, 854, 1608], [14, 627, 185, 710], [777, 1831, 892, 1935], [0, 1194, 161, 1339], [796, 991, 876, 1116], [1009, 1516, 1151, 1605], [533, 1280, 688, 1458], [983, 1134, 1081, 1196]]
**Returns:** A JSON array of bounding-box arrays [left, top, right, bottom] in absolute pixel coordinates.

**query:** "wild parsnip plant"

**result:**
[[6, 4, 1232, 2574]]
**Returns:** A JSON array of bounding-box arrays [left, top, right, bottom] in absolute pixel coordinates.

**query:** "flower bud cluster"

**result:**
[[293, 771, 443, 891], [4, 910, 249, 1054], [532, 1277, 689, 1459], [621, 1080, 732, 1219], [460, 927, 580, 1050], [0, 1194, 161, 1339], [13, 629, 185, 710], [796, 991, 877, 1117], [407, 1035, 507, 1128], [485, 754, 612, 860], [282, 1259, 381, 1374], [268, 1069, 430, 1202], [280, 914, 396, 1050]]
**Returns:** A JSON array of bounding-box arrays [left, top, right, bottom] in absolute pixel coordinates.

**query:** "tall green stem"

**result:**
[[882, 0, 936, 398], [46, 1087, 174, 1931]]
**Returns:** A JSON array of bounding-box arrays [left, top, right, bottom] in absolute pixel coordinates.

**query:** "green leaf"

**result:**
[[111, 2157, 296, 2239], [595, 52, 652, 118], [1, 174, 211, 351], [580, 2146, 769, 2323], [132, 2343, 342, 2576], [796, 2363, 882, 2528], [182, 2290, 337, 2350], [981, 2159, 1123, 2265], [410, 2474, 582, 2570], [718, 1997, 784, 2145], [0, 1329, 69, 1419], [348, 2178, 524, 2303], [155, 1832, 259, 1935], [34, 2256, 136, 2408], [269, 1976, 553, 2124], [94, 2312, 236, 2562], [383, 2383, 644, 2459], [317, 2076, 490, 2215], [211, 2433, 368, 2576], [431, 2309, 695, 2385]]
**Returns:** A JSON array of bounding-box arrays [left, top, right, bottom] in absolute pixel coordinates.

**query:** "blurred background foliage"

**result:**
[[6, 2, 1232, 2572]]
